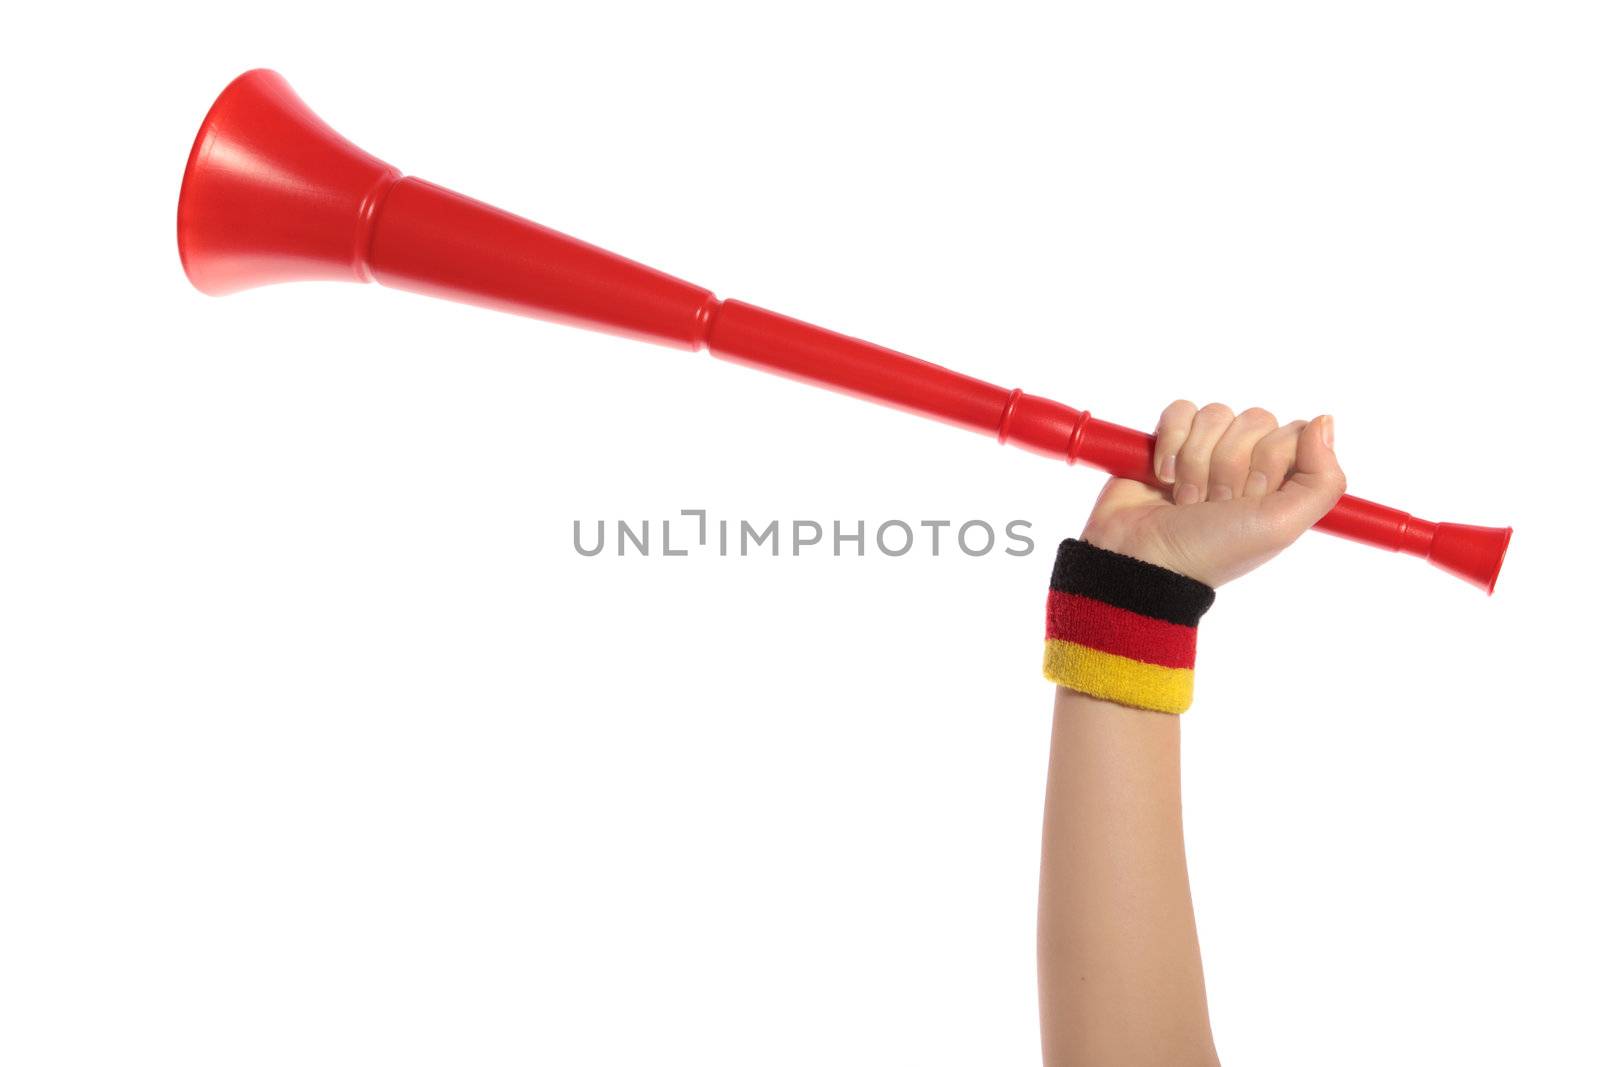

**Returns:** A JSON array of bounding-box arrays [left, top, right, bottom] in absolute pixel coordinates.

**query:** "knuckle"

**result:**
[[1240, 406, 1277, 427], [1158, 399, 1196, 429], [1199, 402, 1234, 421]]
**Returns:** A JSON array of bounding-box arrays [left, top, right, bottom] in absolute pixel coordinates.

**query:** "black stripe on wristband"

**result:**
[[1048, 539, 1216, 627]]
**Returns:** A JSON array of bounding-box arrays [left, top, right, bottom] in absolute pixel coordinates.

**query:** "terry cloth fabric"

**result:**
[[1044, 538, 1216, 714]]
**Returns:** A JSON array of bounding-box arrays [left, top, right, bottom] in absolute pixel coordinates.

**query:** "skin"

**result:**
[[1037, 402, 1345, 1067]]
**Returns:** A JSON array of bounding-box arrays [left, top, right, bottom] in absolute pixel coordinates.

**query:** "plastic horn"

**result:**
[[177, 70, 1511, 593]]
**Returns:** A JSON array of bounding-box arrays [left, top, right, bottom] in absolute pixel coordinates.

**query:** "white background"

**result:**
[[2, 2, 1596, 1064]]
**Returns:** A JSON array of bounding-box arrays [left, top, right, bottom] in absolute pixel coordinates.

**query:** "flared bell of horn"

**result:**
[[178, 69, 401, 295], [178, 69, 719, 348]]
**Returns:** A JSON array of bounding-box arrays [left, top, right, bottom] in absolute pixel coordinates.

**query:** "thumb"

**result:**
[[1265, 415, 1346, 531], [1091, 476, 1167, 516]]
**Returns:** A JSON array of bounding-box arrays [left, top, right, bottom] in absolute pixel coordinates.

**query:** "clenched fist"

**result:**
[[1081, 401, 1347, 587]]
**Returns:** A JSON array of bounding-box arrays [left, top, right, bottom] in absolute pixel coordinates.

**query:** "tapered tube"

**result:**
[[178, 70, 1512, 593], [699, 302, 1509, 591]]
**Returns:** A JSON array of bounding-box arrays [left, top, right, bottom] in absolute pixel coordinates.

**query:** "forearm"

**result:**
[[1037, 687, 1218, 1067], [1033, 404, 1342, 1062]]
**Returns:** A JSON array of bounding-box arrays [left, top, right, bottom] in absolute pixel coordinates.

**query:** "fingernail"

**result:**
[[1175, 483, 1200, 506], [1321, 415, 1335, 448], [1211, 484, 1232, 501], [1158, 453, 1176, 483], [1246, 470, 1269, 496]]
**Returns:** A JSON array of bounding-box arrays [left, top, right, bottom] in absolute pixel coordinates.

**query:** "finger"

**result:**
[[1173, 403, 1233, 504], [1151, 400, 1197, 485], [1208, 407, 1277, 501], [1263, 415, 1346, 532], [1243, 420, 1307, 497]]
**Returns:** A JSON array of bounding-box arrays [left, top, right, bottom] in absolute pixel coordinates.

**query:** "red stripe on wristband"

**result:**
[[1045, 590, 1199, 670], [1043, 591, 1196, 668]]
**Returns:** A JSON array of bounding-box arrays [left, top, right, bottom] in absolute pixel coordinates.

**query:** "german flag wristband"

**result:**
[[1043, 539, 1216, 714]]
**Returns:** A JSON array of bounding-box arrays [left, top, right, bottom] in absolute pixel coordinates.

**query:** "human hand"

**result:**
[[1080, 401, 1346, 587]]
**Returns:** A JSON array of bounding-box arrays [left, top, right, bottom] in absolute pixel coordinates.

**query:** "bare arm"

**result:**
[[1035, 402, 1345, 1066], [1037, 690, 1217, 1067]]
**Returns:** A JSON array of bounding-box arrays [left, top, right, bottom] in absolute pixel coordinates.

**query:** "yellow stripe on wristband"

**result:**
[[1043, 639, 1195, 714]]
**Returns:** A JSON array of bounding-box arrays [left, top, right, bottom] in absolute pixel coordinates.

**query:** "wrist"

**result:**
[[1081, 515, 1216, 585], [1080, 524, 1192, 583], [1043, 539, 1216, 714]]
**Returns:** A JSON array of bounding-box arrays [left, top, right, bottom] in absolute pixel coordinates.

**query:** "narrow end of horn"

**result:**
[[1428, 522, 1513, 595]]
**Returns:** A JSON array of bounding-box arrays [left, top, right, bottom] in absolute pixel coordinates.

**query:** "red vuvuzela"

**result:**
[[178, 70, 1512, 593]]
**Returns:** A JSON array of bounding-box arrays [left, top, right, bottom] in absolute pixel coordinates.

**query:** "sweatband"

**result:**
[[1043, 539, 1216, 714]]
